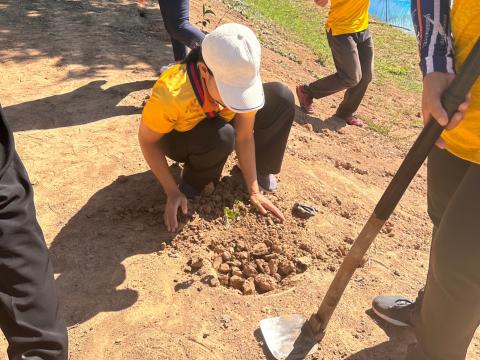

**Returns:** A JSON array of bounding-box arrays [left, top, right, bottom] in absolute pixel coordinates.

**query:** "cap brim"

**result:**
[[215, 76, 265, 113]]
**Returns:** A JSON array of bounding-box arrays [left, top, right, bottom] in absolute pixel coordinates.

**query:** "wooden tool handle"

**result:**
[[310, 38, 480, 335], [375, 38, 480, 220]]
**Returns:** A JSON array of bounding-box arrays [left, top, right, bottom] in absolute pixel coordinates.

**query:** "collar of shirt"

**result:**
[[199, 71, 226, 114]]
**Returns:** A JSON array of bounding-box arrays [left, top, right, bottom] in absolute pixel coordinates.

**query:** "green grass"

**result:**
[[221, 0, 422, 92], [365, 117, 391, 136]]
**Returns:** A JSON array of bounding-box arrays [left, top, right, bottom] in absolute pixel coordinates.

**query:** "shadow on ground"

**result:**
[[252, 308, 416, 360], [343, 309, 416, 360], [294, 106, 347, 132], [3, 79, 154, 131], [0, 0, 171, 78], [50, 170, 173, 326], [254, 328, 276, 360], [50, 165, 248, 326]]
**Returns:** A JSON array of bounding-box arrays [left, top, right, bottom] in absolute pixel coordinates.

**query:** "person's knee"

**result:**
[[361, 69, 373, 85], [267, 82, 295, 117], [165, 19, 190, 36], [217, 124, 235, 156], [340, 71, 362, 88]]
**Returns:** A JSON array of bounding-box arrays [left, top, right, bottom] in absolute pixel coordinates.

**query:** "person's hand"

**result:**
[[422, 72, 471, 148], [314, 0, 329, 7], [250, 192, 285, 222], [164, 190, 188, 232]]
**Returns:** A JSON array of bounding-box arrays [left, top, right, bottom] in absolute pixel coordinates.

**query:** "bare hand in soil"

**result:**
[[165, 190, 188, 232], [250, 193, 285, 222], [422, 72, 471, 148]]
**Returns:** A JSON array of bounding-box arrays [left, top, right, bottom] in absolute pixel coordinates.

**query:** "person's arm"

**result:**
[[411, 0, 455, 75], [411, 0, 470, 146], [234, 113, 285, 222], [138, 121, 187, 232], [234, 112, 260, 195]]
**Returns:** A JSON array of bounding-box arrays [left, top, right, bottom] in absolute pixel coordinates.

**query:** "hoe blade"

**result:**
[[259, 315, 318, 360]]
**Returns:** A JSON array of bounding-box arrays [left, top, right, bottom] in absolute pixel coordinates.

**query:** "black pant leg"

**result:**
[[253, 82, 295, 174], [158, 0, 205, 61], [304, 32, 362, 99], [0, 111, 68, 360], [336, 30, 373, 118], [406, 148, 480, 360], [160, 118, 235, 191]]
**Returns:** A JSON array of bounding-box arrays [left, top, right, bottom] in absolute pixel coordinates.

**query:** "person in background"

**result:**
[[139, 23, 295, 232], [371, 1, 479, 359], [296, 0, 373, 127], [0, 105, 68, 360], [157, 0, 205, 61]]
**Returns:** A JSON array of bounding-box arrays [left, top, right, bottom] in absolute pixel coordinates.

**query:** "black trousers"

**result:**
[[0, 108, 68, 360], [304, 29, 373, 119], [158, 0, 205, 61], [160, 82, 295, 191], [406, 147, 480, 360]]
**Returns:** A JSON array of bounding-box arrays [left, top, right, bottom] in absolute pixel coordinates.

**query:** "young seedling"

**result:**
[[197, 3, 216, 31], [223, 200, 247, 224], [223, 206, 239, 224]]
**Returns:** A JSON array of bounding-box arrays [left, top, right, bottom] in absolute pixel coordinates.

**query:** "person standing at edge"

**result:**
[[0, 105, 68, 360], [139, 23, 295, 232], [158, 0, 205, 61], [371, 1, 479, 359], [296, 0, 373, 127]]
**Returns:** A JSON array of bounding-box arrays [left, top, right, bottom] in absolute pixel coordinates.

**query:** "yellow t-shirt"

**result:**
[[142, 63, 236, 134], [326, 0, 370, 36], [443, 0, 480, 164]]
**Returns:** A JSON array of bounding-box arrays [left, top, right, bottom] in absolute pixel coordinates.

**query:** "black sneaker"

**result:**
[[372, 295, 416, 327], [234, 165, 278, 193], [257, 173, 278, 193]]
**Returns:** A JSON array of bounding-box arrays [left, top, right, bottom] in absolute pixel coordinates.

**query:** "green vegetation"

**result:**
[[223, 206, 240, 223], [197, 3, 216, 31], [364, 116, 391, 136], [221, 0, 422, 92], [223, 200, 247, 224]]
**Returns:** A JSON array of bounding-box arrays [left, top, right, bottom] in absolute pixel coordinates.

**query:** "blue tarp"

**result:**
[[370, 0, 414, 32]]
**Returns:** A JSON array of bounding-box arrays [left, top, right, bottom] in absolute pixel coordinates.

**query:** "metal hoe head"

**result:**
[[260, 315, 319, 360]]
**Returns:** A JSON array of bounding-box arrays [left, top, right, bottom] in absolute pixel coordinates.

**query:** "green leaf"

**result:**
[[223, 206, 240, 224]]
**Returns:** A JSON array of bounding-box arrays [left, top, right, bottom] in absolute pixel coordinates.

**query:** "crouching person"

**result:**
[[0, 106, 68, 360], [139, 23, 295, 231]]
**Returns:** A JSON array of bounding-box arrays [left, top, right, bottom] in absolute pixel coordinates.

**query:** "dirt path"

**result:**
[[0, 0, 478, 359]]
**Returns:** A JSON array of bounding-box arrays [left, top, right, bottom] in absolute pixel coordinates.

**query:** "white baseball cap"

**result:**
[[202, 23, 265, 113]]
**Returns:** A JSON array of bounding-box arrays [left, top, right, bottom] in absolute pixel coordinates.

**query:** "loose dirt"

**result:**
[[0, 0, 478, 359]]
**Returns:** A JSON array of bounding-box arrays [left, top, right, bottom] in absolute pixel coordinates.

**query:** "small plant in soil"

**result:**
[[197, 3, 216, 31], [223, 200, 247, 224]]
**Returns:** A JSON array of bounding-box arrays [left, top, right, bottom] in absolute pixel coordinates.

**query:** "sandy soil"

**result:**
[[0, 0, 478, 359]]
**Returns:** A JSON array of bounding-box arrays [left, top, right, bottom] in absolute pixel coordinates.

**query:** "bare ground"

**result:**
[[0, 0, 478, 359]]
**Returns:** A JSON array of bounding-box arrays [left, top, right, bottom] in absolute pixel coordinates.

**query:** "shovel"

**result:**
[[260, 38, 480, 360]]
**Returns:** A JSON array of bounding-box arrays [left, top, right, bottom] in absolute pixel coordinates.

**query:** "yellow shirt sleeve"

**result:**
[[142, 80, 179, 134]]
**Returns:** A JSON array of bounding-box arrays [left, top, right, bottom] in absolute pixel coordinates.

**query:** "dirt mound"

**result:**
[[172, 167, 319, 294]]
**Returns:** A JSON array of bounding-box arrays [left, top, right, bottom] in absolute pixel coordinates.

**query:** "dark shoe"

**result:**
[[234, 165, 278, 193], [296, 85, 314, 114], [258, 173, 278, 193], [179, 180, 200, 199], [372, 295, 416, 327]]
